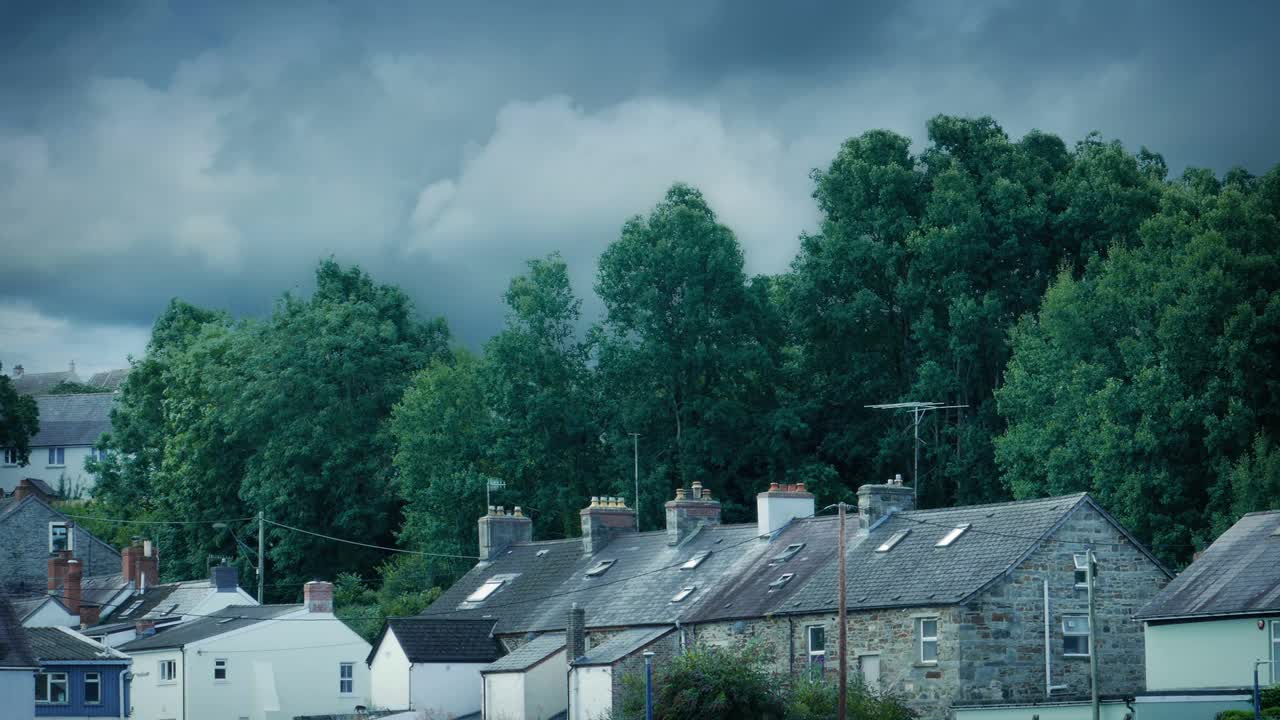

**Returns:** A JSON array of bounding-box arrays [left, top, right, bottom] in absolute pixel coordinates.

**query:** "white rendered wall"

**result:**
[[128, 649, 185, 720], [1145, 616, 1277, 690], [0, 669, 35, 720], [370, 627, 410, 710], [20, 599, 79, 627], [485, 672, 526, 720], [411, 661, 487, 718], [0, 445, 97, 496], [757, 494, 816, 535], [569, 665, 613, 720], [523, 649, 568, 720]]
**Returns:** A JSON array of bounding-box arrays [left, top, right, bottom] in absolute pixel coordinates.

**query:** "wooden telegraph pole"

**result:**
[[838, 501, 848, 720], [1087, 547, 1099, 720]]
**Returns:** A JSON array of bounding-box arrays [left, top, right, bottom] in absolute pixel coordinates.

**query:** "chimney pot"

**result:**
[[304, 580, 335, 613], [513, 506, 523, 517], [675, 487, 686, 500], [769, 482, 780, 492]]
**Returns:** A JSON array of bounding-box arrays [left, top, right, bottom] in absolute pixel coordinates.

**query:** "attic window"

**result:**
[[536, 549, 550, 557], [217, 616, 236, 624], [773, 543, 805, 563], [118, 599, 144, 618], [935, 524, 971, 547], [876, 529, 911, 552], [768, 573, 795, 590], [585, 560, 616, 577], [466, 578, 506, 602], [681, 551, 711, 570], [671, 586, 696, 603]]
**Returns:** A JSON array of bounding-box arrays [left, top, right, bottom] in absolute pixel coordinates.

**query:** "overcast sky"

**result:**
[[2, 0, 1277, 378]]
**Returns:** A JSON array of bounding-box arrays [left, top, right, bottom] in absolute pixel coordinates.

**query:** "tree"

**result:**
[[595, 184, 784, 523], [0, 374, 39, 465], [46, 381, 113, 395], [996, 165, 1280, 562]]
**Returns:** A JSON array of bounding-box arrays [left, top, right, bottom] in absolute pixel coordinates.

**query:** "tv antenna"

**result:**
[[485, 477, 506, 508], [865, 401, 968, 501]]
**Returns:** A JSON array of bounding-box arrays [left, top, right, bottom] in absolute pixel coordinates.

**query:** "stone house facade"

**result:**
[[0, 490, 120, 594]]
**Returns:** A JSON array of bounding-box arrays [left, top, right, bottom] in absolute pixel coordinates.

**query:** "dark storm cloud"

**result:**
[[1, 0, 1278, 375]]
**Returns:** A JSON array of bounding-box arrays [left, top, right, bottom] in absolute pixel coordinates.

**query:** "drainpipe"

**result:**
[[787, 617, 795, 675], [1044, 578, 1066, 697], [118, 668, 126, 720]]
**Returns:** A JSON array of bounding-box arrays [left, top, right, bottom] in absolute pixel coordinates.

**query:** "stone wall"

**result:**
[[607, 631, 682, 711], [0, 498, 120, 592]]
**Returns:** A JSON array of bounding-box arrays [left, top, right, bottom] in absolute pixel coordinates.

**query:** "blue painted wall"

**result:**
[[34, 663, 130, 718]]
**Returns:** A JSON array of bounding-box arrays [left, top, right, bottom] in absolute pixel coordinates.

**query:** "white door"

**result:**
[[859, 654, 880, 690]]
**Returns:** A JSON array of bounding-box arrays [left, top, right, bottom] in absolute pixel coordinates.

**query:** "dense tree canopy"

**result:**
[[0, 374, 39, 466]]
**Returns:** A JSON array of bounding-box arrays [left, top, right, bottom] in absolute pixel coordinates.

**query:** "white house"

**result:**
[[1, 598, 40, 720], [367, 617, 500, 716], [480, 633, 567, 720], [121, 581, 371, 720], [0, 393, 115, 496]]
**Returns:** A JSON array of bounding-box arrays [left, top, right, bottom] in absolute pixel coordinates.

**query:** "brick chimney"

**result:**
[[580, 496, 637, 555], [135, 620, 157, 637], [64, 559, 83, 616], [478, 505, 534, 562], [664, 481, 721, 546], [47, 550, 72, 597], [857, 476, 914, 530], [304, 580, 334, 613], [13, 478, 52, 504], [756, 483, 816, 536], [79, 604, 101, 629], [122, 538, 159, 592], [567, 604, 586, 663]]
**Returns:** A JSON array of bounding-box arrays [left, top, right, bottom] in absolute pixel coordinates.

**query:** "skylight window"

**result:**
[[118, 599, 144, 618], [671, 586, 696, 603], [585, 560, 616, 577], [773, 543, 806, 563], [935, 524, 971, 547], [466, 578, 506, 602], [876, 529, 911, 553], [681, 551, 712, 570], [768, 573, 795, 590]]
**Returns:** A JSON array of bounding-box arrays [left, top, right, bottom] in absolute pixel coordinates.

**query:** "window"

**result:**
[[935, 524, 971, 547], [466, 579, 505, 603], [47, 447, 65, 466], [1, 447, 17, 465], [807, 625, 826, 676], [681, 550, 711, 570], [773, 543, 806, 563], [36, 672, 69, 703], [84, 672, 102, 704], [917, 618, 939, 664], [767, 573, 795, 590], [585, 559, 616, 577], [1270, 621, 1277, 683], [49, 522, 70, 553], [671, 586, 696, 603], [1063, 615, 1090, 657], [214, 658, 228, 681], [876, 529, 911, 552], [1073, 554, 1090, 589], [91, 447, 110, 462], [158, 659, 177, 683], [339, 662, 354, 695]]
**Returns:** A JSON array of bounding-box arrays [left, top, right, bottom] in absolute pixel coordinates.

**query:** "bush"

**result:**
[[1264, 684, 1280, 710], [785, 675, 915, 720], [1217, 708, 1280, 720]]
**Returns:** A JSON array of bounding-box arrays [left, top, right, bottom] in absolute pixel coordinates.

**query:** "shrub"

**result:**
[[785, 675, 915, 720]]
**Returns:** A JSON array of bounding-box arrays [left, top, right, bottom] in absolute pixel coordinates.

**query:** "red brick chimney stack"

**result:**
[[122, 538, 160, 592], [64, 559, 83, 615], [304, 581, 334, 613]]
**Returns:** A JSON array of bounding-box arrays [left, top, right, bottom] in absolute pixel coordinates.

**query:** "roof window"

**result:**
[[935, 524, 971, 547], [681, 551, 711, 570], [585, 560, 616, 577], [118, 599, 144, 618], [768, 573, 795, 590], [465, 578, 506, 603], [876, 529, 911, 553], [671, 586, 696, 603], [772, 543, 806, 563]]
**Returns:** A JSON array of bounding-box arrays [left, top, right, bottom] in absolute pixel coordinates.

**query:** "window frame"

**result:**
[[214, 658, 228, 682], [935, 524, 970, 547], [773, 543, 806, 563], [339, 662, 354, 696], [1270, 621, 1278, 684], [681, 550, 711, 570], [917, 617, 939, 665], [49, 521, 71, 553], [768, 572, 795, 590], [1, 447, 17, 465], [876, 529, 911, 553], [585, 559, 616, 577], [1062, 614, 1091, 657], [36, 671, 69, 704], [83, 671, 102, 705], [158, 659, 177, 684], [1073, 554, 1090, 590], [47, 446, 66, 467], [806, 625, 826, 676], [670, 586, 696, 603], [465, 579, 504, 603]]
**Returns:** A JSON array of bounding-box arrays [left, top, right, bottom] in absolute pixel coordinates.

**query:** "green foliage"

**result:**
[[45, 381, 112, 395], [785, 676, 915, 720], [333, 558, 444, 641], [996, 166, 1280, 562], [646, 643, 786, 720], [0, 374, 39, 466], [1217, 710, 1280, 720]]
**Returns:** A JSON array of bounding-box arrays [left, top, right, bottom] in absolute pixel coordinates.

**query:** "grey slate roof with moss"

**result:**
[[31, 393, 115, 447], [0, 599, 39, 669], [1136, 509, 1280, 621], [574, 626, 674, 666], [481, 632, 565, 673], [372, 618, 501, 664], [25, 626, 128, 662], [12, 371, 78, 396], [119, 604, 299, 652]]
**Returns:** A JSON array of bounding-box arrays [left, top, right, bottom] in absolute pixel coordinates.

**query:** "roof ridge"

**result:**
[[901, 492, 1087, 515]]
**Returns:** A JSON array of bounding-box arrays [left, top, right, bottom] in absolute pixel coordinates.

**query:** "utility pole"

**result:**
[[630, 433, 641, 529], [1087, 547, 1099, 720], [257, 511, 265, 604], [837, 501, 848, 720]]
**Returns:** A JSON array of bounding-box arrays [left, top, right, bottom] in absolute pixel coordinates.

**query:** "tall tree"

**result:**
[[0, 374, 39, 465]]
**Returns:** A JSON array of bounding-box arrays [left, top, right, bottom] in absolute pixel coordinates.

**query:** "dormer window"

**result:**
[[671, 586, 696, 603], [585, 560, 616, 577], [49, 522, 71, 553], [681, 551, 711, 570], [876, 529, 911, 553], [935, 524, 971, 547], [773, 543, 805, 563], [768, 573, 795, 590], [466, 578, 506, 603]]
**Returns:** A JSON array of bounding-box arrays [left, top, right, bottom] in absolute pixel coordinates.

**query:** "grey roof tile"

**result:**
[[12, 371, 78, 396], [87, 369, 130, 390], [574, 626, 674, 666], [0, 599, 39, 668], [31, 393, 115, 447], [372, 618, 501, 664], [481, 633, 565, 673], [1136, 510, 1280, 620], [26, 626, 129, 662], [119, 604, 299, 652]]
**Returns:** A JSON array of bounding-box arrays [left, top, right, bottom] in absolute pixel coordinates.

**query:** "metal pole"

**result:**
[[838, 502, 848, 720], [631, 433, 641, 530], [913, 408, 921, 502], [644, 651, 655, 720], [257, 511, 264, 604], [1088, 547, 1099, 720]]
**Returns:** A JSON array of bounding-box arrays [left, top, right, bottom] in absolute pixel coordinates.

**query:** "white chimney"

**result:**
[[756, 483, 816, 536]]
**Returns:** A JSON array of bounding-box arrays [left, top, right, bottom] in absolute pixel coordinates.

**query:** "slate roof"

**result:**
[[481, 632, 565, 673], [119, 604, 299, 652], [370, 618, 501, 665], [1136, 510, 1280, 621], [783, 494, 1098, 614], [31, 393, 115, 447], [574, 626, 674, 666], [0, 599, 39, 668], [7, 594, 72, 622], [26, 626, 129, 662], [87, 369, 130, 390], [12, 371, 78, 396], [81, 573, 132, 614]]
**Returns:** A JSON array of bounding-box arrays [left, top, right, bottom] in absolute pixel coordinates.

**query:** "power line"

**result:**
[[264, 518, 480, 561], [58, 512, 254, 526], [892, 511, 1199, 550]]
